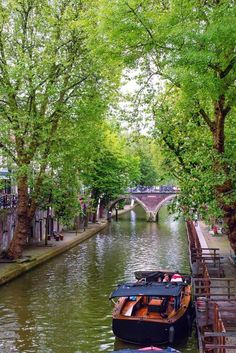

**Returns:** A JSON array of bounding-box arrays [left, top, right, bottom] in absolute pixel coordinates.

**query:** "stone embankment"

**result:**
[[0, 205, 134, 286]]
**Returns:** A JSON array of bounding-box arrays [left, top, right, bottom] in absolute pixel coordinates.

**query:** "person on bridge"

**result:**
[[170, 271, 183, 282]]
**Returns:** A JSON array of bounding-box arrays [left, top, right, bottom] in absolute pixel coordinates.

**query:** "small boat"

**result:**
[[110, 270, 193, 345], [113, 347, 181, 353]]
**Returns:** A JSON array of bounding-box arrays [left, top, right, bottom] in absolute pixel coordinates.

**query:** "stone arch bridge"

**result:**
[[109, 186, 178, 222]]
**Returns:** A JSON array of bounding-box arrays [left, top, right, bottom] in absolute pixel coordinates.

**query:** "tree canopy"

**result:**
[[95, 0, 236, 252], [76, 120, 140, 209], [1, 0, 236, 257], [0, 0, 122, 258]]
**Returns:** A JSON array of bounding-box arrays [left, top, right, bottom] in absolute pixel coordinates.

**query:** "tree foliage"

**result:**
[[128, 135, 161, 186], [96, 0, 236, 251], [2, 0, 236, 257], [77, 120, 140, 210], [0, 0, 121, 258]]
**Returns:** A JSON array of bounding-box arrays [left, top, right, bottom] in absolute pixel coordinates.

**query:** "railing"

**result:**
[[188, 219, 236, 353], [194, 278, 235, 300], [0, 194, 18, 209], [186, 220, 202, 268], [203, 301, 236, 353], [128, 185, 179, 193], [186, 220, 224, 278]]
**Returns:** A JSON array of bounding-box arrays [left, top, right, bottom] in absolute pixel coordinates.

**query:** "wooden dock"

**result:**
[[186, 221, 236, 353]]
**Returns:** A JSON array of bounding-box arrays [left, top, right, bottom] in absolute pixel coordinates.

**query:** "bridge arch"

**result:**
[[108, 195, 149, 215], [150, 194, 177, 222], [108, 193, 177, 222]]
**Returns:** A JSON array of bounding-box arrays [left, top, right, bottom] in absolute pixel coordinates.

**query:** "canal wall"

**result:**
[[0, 205, 63, 255], [0, 205, 135, 286]]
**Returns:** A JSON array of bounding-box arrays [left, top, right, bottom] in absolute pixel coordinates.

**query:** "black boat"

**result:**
[[110, 270, 193, 345]]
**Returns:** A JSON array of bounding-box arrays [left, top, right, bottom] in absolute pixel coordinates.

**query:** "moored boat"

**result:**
[[110, 270, 193, 345]]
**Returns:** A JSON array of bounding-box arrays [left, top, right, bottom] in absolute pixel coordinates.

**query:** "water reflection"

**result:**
[[0, 206, 197, 353], [130, 210, 136, 223]]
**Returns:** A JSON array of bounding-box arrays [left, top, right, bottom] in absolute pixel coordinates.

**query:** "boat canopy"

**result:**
[[109, 282, 185, 299]]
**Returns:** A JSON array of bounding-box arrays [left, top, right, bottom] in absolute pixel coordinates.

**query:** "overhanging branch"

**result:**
[[0, 142, 17, 163], [199, 108, 216, 132], [220, 57, 236, 79]]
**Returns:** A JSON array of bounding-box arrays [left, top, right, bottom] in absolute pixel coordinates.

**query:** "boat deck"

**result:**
[[118, 287, 191, 322]]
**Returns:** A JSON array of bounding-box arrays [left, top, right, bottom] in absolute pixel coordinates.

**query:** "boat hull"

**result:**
[[112, 309, 192, 345]]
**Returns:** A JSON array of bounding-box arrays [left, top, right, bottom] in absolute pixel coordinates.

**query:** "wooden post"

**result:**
[[227, 279, 230, 299], [214, 303, 219, 353], [206, 299, 209, 326], [115, 207, 118, 221], [45, 207, 49, 246]]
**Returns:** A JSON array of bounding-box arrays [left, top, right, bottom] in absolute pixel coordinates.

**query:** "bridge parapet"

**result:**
[[0, 194, 17, 209], [128, 185, 179, 194], [109, 186, 179, 222]]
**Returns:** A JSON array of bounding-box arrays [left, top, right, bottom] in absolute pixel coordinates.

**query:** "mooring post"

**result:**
[[115, 205, 119, 221], [107, 210, 112, 222]]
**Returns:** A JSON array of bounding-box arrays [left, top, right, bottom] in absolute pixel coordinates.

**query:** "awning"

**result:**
[[109, 282, 185, 299]]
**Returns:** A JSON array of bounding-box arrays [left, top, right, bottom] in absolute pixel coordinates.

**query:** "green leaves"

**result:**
[[77, 120, 140, 205], [0, 0, 125, 229], [96, 0, 236, 226]]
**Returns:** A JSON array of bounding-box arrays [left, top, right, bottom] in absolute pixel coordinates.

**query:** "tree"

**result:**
[[96, 0, 236, 252], [128, 135, 161, 187], [153, 88, 225, 220], [0, 0, 120, 258], [77, 120, 140, 220]]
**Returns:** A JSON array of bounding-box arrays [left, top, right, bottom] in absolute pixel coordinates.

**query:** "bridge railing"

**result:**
[[128, 185, 179, 193], [0, 194, 18, 209]]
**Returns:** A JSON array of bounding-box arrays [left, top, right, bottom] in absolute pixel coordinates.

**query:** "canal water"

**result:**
[[0, 206, 198, 353]]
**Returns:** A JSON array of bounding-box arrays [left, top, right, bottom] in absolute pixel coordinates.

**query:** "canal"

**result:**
[[0, 206, 198, 353]]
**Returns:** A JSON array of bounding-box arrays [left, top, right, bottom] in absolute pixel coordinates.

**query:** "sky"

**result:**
[[111, 67, 165, 135]]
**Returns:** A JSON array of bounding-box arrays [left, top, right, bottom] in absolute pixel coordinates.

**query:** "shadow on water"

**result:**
[[0, 205, 198, 353], [113, 333, 198, 352]]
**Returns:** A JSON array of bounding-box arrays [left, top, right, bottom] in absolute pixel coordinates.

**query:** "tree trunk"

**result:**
[[213, 97, 226, 152], [90, 189, 99, 223], [223, 203, 236, 254], [213, 97, 236, 254], [7, 175, 33, 259], [45, 206, 50, 246], [92, 209, 97, 223], [99, 205, 105, 218]]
